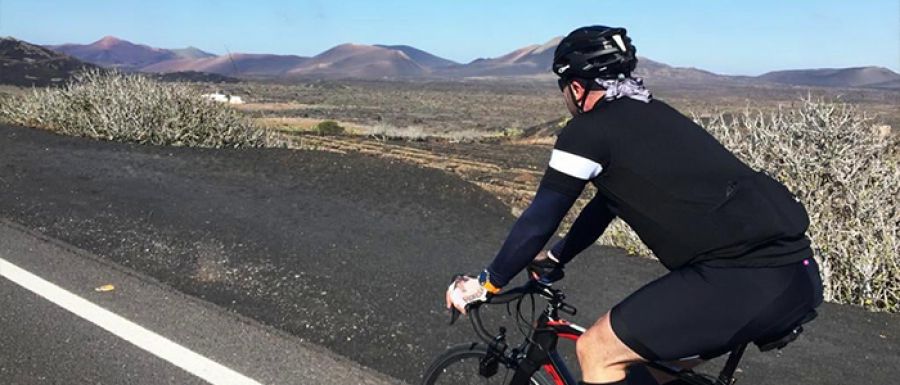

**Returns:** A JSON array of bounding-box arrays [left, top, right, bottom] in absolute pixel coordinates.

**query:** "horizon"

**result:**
[[1, 0, 898, 76], [35, 34, 900, 76]]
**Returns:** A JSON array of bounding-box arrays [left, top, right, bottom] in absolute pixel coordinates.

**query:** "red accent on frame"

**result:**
[[542, 363, 566, 385], [547, 319, 583, 341]]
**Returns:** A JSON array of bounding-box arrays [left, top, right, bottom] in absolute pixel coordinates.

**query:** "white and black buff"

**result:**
[[596, 75, 652, 103]]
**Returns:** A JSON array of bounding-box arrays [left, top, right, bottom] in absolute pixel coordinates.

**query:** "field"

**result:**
[[205, 78, 900, 136]]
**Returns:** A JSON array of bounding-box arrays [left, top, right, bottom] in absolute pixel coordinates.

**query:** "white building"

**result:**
[[201, 92, 244, 105]]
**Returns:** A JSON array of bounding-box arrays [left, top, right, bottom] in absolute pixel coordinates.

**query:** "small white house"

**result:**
[[201, 92, 244, 105]]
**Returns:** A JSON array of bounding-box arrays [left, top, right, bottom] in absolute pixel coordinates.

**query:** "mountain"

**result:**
[[865, 79, 900, 90], [141, 42, 455, 78], [374, 44, 458, 68], [0, 37, 98, 87], [286, 44, 429, 78], [169, 46, 216, 60], [141, 53, 308, 77], [48, 36, 176, 70], [445, 37, 728, 83], [633, 57, 735, 84], [758, 67, 900, 88], [448, 37, 560, 77], [47, 36, 215, 71]]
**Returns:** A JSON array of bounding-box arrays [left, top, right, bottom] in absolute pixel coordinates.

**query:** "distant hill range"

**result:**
[[0, 37, 98, 87], [47, 36, 216, 71], [141, 53, 308, 77], [757, 67, 900, 88], [2, 35, 897, 89]]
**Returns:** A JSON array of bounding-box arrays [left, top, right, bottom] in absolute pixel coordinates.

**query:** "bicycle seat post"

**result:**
[[717, 343, 747, 385]]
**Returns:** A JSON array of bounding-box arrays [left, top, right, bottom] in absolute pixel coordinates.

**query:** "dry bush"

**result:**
[[708, 98, 898, 312], [314, 120, 345, 136], [598, 97, 898, 312], [0, 69, 270, 148], [367, 125, 429, 142]]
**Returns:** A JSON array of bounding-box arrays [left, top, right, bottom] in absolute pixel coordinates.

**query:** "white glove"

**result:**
[[445, 275, 488, 315]]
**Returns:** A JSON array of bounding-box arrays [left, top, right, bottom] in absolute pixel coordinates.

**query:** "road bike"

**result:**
[[421, 279, 816, 385]]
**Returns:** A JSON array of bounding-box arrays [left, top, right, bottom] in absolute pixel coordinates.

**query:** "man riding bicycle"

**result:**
[[446, 26, 824, 385]]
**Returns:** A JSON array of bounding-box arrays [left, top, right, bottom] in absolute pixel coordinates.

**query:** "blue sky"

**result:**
[[1, 0, 897, 75]]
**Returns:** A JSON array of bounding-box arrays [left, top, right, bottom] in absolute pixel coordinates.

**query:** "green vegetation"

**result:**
[[314, 120, 345, 136], [502, 127, 524, 138], [0, 70, 269, 148]]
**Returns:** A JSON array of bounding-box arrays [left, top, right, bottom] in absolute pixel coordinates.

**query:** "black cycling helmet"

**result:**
[[552, 26, 637, 82]]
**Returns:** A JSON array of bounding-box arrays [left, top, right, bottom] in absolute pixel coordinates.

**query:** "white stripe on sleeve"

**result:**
[[548, 149, 603, 180]]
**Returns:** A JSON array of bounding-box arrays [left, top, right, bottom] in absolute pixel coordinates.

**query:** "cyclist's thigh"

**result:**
[[608, 257, 821, 362]]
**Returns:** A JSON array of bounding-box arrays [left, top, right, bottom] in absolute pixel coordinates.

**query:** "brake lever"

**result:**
[[559, 302, 577, 316]]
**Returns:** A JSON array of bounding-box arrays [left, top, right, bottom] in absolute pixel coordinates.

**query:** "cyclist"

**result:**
[[446, 26, 824, 385]]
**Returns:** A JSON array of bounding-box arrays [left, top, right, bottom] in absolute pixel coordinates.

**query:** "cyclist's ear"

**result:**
[[569, 79, 587, 99]]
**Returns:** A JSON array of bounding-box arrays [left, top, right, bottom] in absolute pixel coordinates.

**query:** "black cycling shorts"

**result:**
[[609, 255, 824, 361]]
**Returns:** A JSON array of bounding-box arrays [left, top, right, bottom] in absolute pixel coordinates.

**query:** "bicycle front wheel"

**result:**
[[421, 343, 558, 385]]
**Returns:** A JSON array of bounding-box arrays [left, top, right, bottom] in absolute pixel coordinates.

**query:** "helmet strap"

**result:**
[[567, 79, 591, 114]]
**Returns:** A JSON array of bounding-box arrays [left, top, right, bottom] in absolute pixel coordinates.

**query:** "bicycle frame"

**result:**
[[467, 280, 747, 385], [542, 318, 585, 385], [518, 314, 747, 385]]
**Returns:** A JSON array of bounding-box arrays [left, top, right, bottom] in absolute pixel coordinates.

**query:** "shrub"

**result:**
[[315, 120, 345, 136], [0, 69, 269, 148], [367, 125, 427, 142], [502, 127, 524, 138], [598, 97, 898, 312], [709, 98, 898, 312]]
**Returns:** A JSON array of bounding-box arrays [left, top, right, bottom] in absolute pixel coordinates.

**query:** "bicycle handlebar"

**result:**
[[456, 279, 575, 345]]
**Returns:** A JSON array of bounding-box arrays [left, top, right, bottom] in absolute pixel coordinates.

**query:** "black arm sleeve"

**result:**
[[485, 116, 609, 288], [485, 173, 586, 288], [550, 194, 616, 265]]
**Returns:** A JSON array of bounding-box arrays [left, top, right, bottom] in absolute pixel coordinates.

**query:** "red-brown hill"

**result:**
[[47, 36, 216, 71], [286, 43, 429, 78], [142, 53, 308, 77]]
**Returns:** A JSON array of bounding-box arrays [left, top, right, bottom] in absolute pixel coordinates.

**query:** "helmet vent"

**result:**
[[612, 34, 627, 52]]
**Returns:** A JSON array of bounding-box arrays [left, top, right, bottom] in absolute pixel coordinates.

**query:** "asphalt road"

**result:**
[[0, 279, 206, 385], [1, 124, 898, 384], [0, 219, 402, 385]]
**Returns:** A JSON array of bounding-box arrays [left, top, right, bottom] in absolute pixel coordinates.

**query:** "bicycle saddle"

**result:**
[[753, 309, 818, 352]]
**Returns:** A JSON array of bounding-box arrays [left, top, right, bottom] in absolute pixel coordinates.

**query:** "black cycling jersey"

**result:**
[[487, 97, 810, 288]]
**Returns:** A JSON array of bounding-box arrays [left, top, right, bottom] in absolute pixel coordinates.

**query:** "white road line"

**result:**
[[0, 257, 263, 385]]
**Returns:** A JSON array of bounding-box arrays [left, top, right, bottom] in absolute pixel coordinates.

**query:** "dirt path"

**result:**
[[290, 135, 546, 209]]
